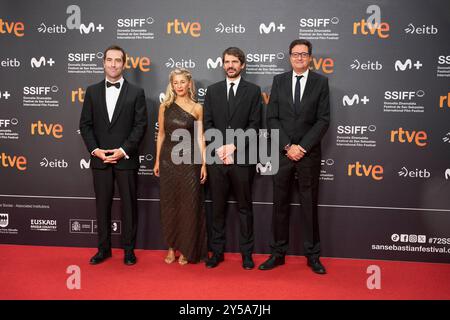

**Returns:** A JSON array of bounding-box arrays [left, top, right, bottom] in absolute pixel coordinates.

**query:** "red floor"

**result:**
[[1, 244, 449, 300]]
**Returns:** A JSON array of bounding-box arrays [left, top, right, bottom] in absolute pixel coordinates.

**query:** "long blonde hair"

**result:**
[[161, 68, 197, 108]]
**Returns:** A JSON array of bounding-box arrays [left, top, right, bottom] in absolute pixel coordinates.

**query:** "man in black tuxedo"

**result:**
[[259, 39, 330, 274], [204, 47, 262, 270], [80, 45, 147, 266]]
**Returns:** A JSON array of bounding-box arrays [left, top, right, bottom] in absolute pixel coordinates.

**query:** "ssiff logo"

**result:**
[[353, 5, 390, 38]]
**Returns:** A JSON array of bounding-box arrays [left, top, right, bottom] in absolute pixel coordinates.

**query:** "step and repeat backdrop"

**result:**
[[1, 0, 449, 263]]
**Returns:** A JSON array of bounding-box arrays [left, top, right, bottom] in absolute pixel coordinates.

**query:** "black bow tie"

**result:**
[[106, 81, 120, 89]]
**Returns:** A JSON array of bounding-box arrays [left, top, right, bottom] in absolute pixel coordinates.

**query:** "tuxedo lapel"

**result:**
[[99, 82, 110, 126], [300, 71, 317, 108], [109, 79, 129, 128], [229, 80, 248, 121], [282, 72, 295, 114]]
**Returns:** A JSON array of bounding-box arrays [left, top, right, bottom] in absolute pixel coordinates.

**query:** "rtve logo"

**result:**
[[404, 23, 438, 35], [71, 88, 85, 103], [66, 5, 104, 34], [31, 56, 55, 68], [390, 128, 427, 147], [31, 120, 63, 139], [310, 57, 334, 74], [259, 22, 285, 34], [0, 18, 25, 37], [125, 56, 151, 72], [0, 90, 11, 100], [439, 93, 450, 109], [166, 19, 201, 37], [394, 59, 422, 71], [347, 161, 383, 181], [0, 152, 27, 171], [207, 57, 222, 69], [342, 94, 369, 106], [353, 5, 390, 38]]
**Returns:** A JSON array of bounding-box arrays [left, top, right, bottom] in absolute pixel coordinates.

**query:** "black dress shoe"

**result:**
[[205, 254, 224, 268], [307, 257, 326, 274], [242, 254, 255, 270], [89, 250, 112, 265], [124, 250, 137, 265], [258, 255, 285, 270]]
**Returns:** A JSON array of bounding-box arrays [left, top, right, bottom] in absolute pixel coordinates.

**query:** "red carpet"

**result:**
[[1, 244, 449, 300]]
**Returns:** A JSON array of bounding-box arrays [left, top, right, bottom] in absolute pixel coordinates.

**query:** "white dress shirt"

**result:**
[[292, 69, 309, 103], [226, 76, 241, 99], [105, 77, 124, 121]]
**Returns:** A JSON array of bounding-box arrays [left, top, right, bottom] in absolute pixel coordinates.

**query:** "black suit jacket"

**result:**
[[267, 70, 330, 167], [203, 78, 262, 165], [79, 79, 148, 170]]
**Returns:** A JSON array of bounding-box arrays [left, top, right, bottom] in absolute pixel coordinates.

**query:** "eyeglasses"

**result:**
[[290, 52, 310, 59]]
